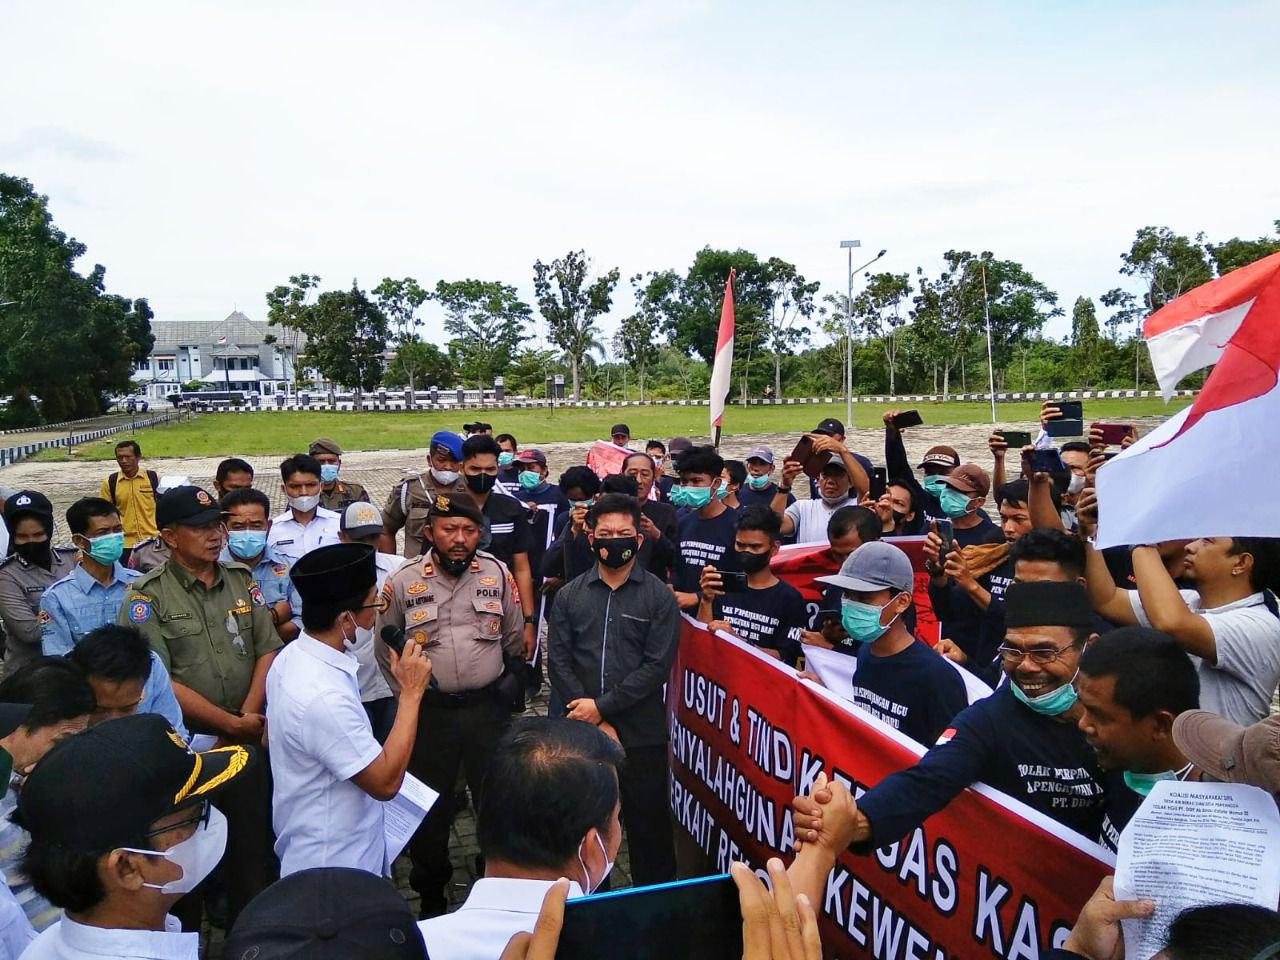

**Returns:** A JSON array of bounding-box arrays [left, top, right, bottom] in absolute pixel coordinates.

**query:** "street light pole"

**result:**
[[839, 240, 860, 428]]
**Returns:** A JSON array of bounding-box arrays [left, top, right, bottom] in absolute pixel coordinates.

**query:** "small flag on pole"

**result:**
[[216, 336, 227, 345], [709, 269, 735, 446]]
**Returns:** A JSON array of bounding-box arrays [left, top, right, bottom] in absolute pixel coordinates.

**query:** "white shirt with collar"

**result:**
[[418, 877, 585, 960], [352, 552, 405, 703], [20, 913, 196, 960], [266, 506, 340, 565], [266, 632, 385, 878]]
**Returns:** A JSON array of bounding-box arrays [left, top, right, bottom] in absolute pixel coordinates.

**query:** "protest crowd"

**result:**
[[0, 393, 1276, 960]]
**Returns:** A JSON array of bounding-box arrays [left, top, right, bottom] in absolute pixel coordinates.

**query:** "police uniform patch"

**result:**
[[129, 599, 152, 623], [407, 581, 428, 596], [232, 599, 252, 615], [248, 584, 265, 607], [37, 609, 51, 626], [195, 490, 213, 506], [409, 609, 428, 624], [479, 577, 497, 586], [485, 601, 500, 611], [486, 619, 500, 635], [410, 630, 426, 645], [272, 563, 289, 576]]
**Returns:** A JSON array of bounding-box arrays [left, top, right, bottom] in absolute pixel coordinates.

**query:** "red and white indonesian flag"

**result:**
[[1096, 251, 1280, 548], [709, 269, 735, 435]]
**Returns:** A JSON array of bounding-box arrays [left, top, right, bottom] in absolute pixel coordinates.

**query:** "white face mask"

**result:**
[[577, 832, 614, 894], [122, 806, 228, 895], [1066, 473, 1086, 496], [288, 493, 321, 513], [430, 468, 460, 486], [340, 612, 360, 652]]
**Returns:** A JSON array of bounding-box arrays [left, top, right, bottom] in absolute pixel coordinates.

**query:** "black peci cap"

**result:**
[[1004, 580, 1095, 630], [290, 543, 378, 607], [17, 713, 251, 853], [427, 492, 483, 526], [224, 867, 429, 960]]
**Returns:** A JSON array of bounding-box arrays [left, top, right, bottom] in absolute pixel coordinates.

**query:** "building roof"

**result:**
[[149, 310, 307, 353]]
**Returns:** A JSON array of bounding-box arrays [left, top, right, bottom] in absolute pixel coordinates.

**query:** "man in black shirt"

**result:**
[[547, 493, 680, 885], [621, 453, 679, 579], [697, 506, 807, 665], [670, 446, 739, 610], [793, 580, 1106, 851], [882, 408, 960, 519], [814, 541, 967, 746], [737, 446, 795, 511], [460, 434, 537, 657], [1075, 627, 1200, 851]]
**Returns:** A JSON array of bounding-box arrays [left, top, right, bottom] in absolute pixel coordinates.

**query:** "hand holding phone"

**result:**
[[1091, 422, 1134, 446], [1028, 448, 1067, 474], [869, 467, 887, 500], [935, 518, 955, 560], [890, 410, 923, 430]]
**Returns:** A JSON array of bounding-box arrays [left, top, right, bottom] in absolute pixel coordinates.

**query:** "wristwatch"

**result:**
[[524, 615, 536, 625]]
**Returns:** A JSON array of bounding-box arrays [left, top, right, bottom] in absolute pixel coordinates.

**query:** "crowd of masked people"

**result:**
[[0, 408, 1275, 959]]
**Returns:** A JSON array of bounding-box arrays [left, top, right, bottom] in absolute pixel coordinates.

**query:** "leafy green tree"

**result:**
[[1206, 220, 1280, 275], [0, 175, 153, 423], [434, 278, 530, 389], [616, 272, 671, 401], [503, 348, 560, 398], [306, 281, 389, 409], [265, 273, 320, 385], [373, 277, 429, 391], [384, 340, 452, 390], [851, 272, 912, 394], [762, 258, 819, 399], [1070, 296, 1101, 387], [532, 251, 619, 401]]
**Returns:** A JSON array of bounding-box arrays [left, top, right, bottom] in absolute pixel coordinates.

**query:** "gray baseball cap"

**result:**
[[746, 445, 774, 464], [816, 541, 914, 594]]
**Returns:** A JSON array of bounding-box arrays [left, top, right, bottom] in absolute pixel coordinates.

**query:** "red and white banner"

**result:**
[[668, 619, 1112, 959], [585, 439, 634, 480], [771, 538, 941, 646], [710, 269, 735, 435], [1096, 251, 1280, 547]]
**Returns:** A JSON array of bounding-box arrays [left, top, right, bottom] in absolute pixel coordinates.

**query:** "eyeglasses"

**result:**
[[996, 641, 1078, 666], [144, 799, 210, 841]]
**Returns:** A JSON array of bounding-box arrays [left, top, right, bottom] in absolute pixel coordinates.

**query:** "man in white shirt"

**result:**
[[338, 501, 405, 741], [266, 454, 340, 565], [16, 713, 251, 958], [1085, 535, 1280, 725], [780, 445, 870, 544], [266, 543, 432, 878], [417, 717, 623, 959]]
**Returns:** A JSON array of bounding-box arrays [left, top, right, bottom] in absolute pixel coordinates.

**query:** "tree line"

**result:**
[[269, 222, 1279, 403], [2, 171, 1278, 425]]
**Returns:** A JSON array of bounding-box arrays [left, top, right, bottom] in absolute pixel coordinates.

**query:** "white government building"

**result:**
[[131, 310, 309, 401]]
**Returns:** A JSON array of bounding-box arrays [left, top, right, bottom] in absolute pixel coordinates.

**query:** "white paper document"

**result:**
[[803, 644, 993, 707], [1115, 780, 1280, 960], [382, 772, 440, 874]]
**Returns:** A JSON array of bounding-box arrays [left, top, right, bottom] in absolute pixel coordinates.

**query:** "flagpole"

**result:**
[[982, 263, 997, 424], [709, 269, 736, 450]]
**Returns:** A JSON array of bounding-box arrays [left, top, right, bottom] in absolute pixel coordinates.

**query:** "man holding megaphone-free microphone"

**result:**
[[266, 541, 434, 880]]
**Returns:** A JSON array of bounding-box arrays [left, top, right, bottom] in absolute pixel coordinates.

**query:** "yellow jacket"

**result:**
[[100, 470, 159, 546]]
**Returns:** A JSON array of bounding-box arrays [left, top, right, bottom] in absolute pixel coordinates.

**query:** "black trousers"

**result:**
[[407, 695, 510, 911], [617, 744, 677, 886]]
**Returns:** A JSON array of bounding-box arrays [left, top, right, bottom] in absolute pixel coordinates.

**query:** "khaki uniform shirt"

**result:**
[[320, 480, 371, 514], [0, 548, 78, 674], [376, 550, 523, 693], [382, 473, 468, 558], [120, 560, 281, 718], [127, 537, 171, 574]]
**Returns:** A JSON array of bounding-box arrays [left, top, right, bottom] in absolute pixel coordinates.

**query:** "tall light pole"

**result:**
[[838, 242, 888, 427]]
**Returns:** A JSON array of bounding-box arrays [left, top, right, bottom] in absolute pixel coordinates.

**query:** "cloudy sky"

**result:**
[[4, 1, 1278, 349]]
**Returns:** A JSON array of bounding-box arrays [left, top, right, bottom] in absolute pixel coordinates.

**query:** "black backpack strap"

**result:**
[[147, 470, 159, 494], [108, 472, 119, 505]]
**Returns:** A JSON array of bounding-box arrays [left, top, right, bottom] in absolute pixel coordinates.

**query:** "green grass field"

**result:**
[[33, 397, 1195, 462]]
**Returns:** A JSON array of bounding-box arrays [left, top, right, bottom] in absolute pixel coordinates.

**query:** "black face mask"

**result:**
[[465, 473, 497, 495], [892, 510, 911, 525], [13, 539, 52, 569], [435, 548, 477, 578], [595, 537, 639, 570], [736, 550, 771, 575]]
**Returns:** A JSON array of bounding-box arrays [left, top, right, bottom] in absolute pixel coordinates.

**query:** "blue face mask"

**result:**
[[1010, 671, 1079, 716], [746, 474, 771, 490], [922, 475, 948, 499], [938, 487, 974, 518], [518, 470, 543, 491], [227, 530, 268, 561], [1122, 769, 1179, 797], [570, 499, 593, 509], [319, 463, 340, 483], [671, 485, 714, 510], [498, 452, 515, 468], [83, 531, 125, 565], [840, 598, 899, 644]]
